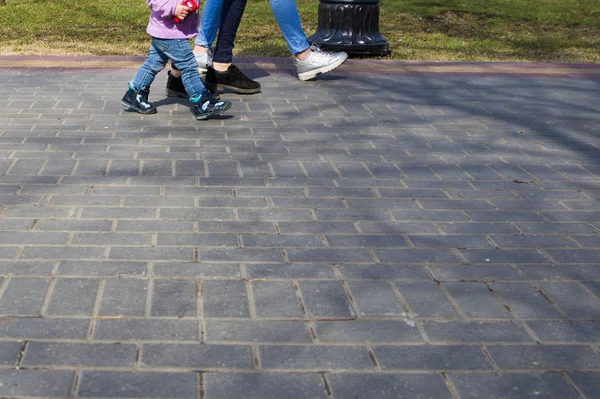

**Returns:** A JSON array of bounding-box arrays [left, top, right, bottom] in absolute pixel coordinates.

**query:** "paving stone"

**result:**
[[160, 208, 233, 220], [395, 281, 458, 317], [373, 344, 492, 370], [339, 264, 430, 280], [94, 319, 199, 341], [151, 279, 197, 317], [72, 232, 152, 246], [78, 371, 198, 398], [437, 222, 518, 235], [0, 231, 68, 245], [205, 320, 313, 343], [259, 345, 373, 370], [287, 248, 373, 263], [327, 373, 452, 399], [298, 281, 355, 319], [515, 222, 597, 235], [0, 316, 90, 339], [153, 262, 241, 278], [568, 372, 600, 399], [156, 233, 239, 247], [99, 278, 147, 316], [0, 341, 22, 365], [526, 320, 600, 343], [278, 221, 357, 234], [21, 246, 105, 260], [408, 234, 490, 248], [0, 370, 75, 397], [346, 280, 405, 317], [314, 320, 422, 343], [518, 264, 600, 281], [584, 281, 600, 299], [538, 282, 600, 318], [141, 344, 253, 369], [429, 265, 523, 281], [449, 373, 579, 399], [242, 234, 323, 248], [325, 234, 408, 248], [22, 342, 136, 367], [202, 280, 250, 317], [46, 277, 99, 316], [116, 220, 195, 232], [245, 263, 336, 279], [251, 280, 304, 318], [204, 373, 327, 399], [422, 320, 534, 343], [487, 344, 600, 370], [443, 282, 512, 318], [491, 282, 563, 318], [34, 219, 113, 231], [57, 260, 147, 277], [199, 248, 284, 262], [460, 249, 549, 264], [110, 247, 194, 261], [376, 248, 461, 263], [0, 277, 50, 315]]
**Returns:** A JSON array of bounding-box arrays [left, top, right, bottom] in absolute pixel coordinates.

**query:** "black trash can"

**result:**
[[308, 0, 390, 57]]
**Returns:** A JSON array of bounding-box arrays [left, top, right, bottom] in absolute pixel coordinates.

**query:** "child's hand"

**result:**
[[174, 3, 190, 22]]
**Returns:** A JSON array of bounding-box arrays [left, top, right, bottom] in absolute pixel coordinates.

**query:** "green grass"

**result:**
[[0, 0, 599, 62]]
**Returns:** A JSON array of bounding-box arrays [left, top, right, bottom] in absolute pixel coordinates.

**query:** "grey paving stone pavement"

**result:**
[[0, 57, 599, 398]]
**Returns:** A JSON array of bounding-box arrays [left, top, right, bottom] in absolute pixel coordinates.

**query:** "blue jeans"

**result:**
[[195, 0, 310, 62], [195, 0, 222, 49], [133, 37, 208, 102]]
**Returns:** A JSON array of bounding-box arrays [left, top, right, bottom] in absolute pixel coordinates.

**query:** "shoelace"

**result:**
[[310, 43, 335, 57]]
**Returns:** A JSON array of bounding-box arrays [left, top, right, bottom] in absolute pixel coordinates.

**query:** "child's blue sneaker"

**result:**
[[192, 92, 232, 120], [121, 84, 157, 114]]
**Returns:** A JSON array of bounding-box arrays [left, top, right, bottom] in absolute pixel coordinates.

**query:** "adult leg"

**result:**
[[195, 0, 222, 49], [211, 0, 247, 66], [204, 0, 261, 93], [269, 0, 348, 80], [268, 0, 310, 57], [191, 0, 222, 73]]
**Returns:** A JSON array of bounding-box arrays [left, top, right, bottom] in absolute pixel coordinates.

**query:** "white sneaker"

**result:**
[[294, 43, 348, 81], [195, 46, 214, 74]]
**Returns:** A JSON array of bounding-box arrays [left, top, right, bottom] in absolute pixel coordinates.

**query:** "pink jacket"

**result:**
[[145, 0, 199, 39]]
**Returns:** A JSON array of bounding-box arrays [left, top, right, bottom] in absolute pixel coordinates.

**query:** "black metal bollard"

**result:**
[[308, 0, 390, 57]]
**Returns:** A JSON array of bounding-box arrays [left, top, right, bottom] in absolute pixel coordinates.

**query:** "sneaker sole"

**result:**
[[194, 102, 233, 121], [297, 53, 349, 81], [205, 82, 261, 95], [120, 100, 157, 115]]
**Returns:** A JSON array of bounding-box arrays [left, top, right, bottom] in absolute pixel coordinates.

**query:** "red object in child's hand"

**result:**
[[173, 0, 198, 23]]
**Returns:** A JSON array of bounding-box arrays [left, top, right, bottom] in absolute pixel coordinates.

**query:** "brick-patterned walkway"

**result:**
[[0, 56, 599, 398]]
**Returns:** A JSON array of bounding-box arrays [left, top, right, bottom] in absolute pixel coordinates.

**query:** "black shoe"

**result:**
[[205, 65, 261, 94], [121, 85, 157, 114], [165, 70, 188, 99], [166, 70, 219, 99], [192, 92, 232, 120]]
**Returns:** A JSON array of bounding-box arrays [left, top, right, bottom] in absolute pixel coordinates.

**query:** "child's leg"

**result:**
[[132, 38, 170, 89], [122, 39, 170, 114], [168, 39, 210, 101], [168, 39, 232, 120]]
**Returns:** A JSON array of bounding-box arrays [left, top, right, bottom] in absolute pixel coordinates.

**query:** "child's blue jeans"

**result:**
[[132, 37, 208, 102]]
